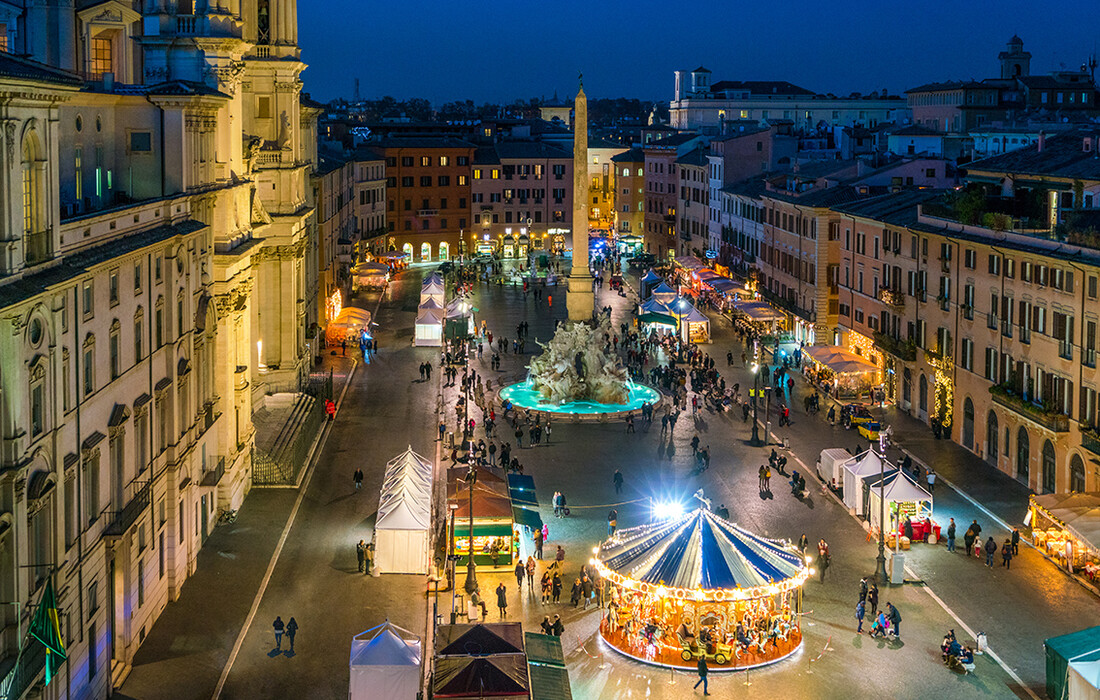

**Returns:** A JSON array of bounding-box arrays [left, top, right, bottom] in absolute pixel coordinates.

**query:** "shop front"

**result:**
[[449, 466, 516, 569]]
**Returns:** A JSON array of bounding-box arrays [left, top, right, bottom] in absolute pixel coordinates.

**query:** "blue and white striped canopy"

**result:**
[[596, 509, 806, 596]]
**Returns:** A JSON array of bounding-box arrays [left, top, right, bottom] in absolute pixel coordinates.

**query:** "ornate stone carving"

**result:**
[[145, 66, 169, 82], [212, 278, 253, 316], [90, 8, 123, 23], [4, 119, 16, 160]]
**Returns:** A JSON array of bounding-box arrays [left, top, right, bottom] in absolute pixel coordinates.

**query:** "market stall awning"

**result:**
[[680, 304, 709, 324], [802, 345, 879, 374], [650, 281, 678, 304], [708, 278, 741, 294], [638, 311, 677, 326], [640, 269, 662, 284], [731, 301, 785, 322], [864, 469, 932, 504], [1032, 492, 1100, 555], [595, 508, 807, 598], [675, 255, 706, 270]]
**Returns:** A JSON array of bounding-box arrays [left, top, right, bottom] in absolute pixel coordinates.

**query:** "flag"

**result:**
[[28, 581, 66, 685]]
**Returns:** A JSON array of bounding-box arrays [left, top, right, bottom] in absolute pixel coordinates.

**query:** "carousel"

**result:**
[[592, 504, 810, 671]]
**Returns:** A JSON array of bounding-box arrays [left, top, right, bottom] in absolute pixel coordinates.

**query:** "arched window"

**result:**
[[420, 242, 431, 262], [438, 242, 450, 261], [134, 306, 144, 360], [986, 410, 998, 464], [1042, 440, 1057, 494], [402, 243, 413, 258], [1070, 454, 1086, 493], [962, 397, 974, 449], [29, 361, 47, 437], [1016, 426, 1029, 480]]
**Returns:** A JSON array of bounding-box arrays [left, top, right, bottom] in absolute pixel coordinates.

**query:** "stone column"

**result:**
[[566, 77, 594, 322]]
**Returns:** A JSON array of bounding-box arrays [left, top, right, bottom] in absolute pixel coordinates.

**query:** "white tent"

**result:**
[[650, 282, 678, 304], [415, 299, 444, 347], [866, 469, 933, 532], [349, 621, 422, 700], [421, 275, 445, 306], [374, 447, 434, 574], [1069, 660, 1100, 700], [678, 302, 710, 343], [842, 450, 888, 514]]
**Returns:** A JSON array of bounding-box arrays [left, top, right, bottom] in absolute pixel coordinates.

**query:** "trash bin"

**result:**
[[445, 431, 455, 449], [886, 550, 906, 584]]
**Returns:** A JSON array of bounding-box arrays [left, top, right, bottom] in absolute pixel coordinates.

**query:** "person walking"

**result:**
[[608, 509, 618, 537], [984, 536, 997, 567], [886, 602, 902, 639], [570, 578, 582, 607], [1001, 538, 1014, 569], [691, 435, 700, 455], [855, 599, 866, 634], [496, 583, 508, 618], [867, 582, 879, 617], [1011, 527, 1020, 555], [817, 539, 830, 582], [273, 616, 285, 650], [798, 533, 809, 555], [356, 540, 367, 573], [693, 655, 710, 695], [551, 614, 564, 636], [533, 527, 544, 559], [859, 576, 868, 603], [764, 466, 772, 491], [526, 556, 536, 589], [963, 521, 977, 556], [613, 469, 624, 494], [555, 545, 565, 567], [946, 518, 956, 552], [926, 468, 936, 493], [758, 465, 766, 491], [515, 561, 525, 590], [540, 572, 552, 604], [552, 573, 563, 603], [353, 468, 363, 490], [581, 574, 594, 610], [285, 617, 298, 651]]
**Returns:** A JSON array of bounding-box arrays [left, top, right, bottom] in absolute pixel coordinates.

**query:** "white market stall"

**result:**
[[864, 468, 933, 534], [415, 299, 444, 347], [421, 275, 445, 306], [349, 621, 422, 700], [842, 450, 889, 514], [352, 262, 391, 291], [679, 301, 711, 344], [374, 447, 434, 574]]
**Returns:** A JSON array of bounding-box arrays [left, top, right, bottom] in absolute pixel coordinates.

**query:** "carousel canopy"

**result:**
[[595, 508, 807, 600], [802, 345, 878, 374]]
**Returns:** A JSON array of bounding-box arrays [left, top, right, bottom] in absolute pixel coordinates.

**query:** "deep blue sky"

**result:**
[[298, 0, 1099, 104]]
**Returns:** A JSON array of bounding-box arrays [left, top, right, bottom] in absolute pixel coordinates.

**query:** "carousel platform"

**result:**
[[598, 618, 802, 672]]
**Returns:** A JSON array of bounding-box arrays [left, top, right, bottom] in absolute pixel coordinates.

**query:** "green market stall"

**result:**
[[448, 466, 515, 568]]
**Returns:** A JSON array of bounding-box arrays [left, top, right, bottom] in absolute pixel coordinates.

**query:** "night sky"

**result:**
[[298, 0, 1099, 104]]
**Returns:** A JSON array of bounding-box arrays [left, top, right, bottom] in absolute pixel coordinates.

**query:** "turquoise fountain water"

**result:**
[[499, 379, 660, 415]]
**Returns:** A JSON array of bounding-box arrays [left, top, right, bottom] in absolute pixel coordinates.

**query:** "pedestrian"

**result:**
[[285, 617, 298, 651], [608, 509, 618, 537], [926, 468, 936, 493], [691, 435, 700, 455], [758, 465, 766, 490], [515, 561, 525, 589], [570, 578, 582, 607], [533, 527, 544, 559], [439, 421, 446, 441], [817, 539, 830, 582], [341, 338, 347, 356], [867, 582, 879, 616], [541, 615, 553, 635], [693, 654, 710, 695], [886, 602, 902, 639], [613, 469, 624, 494], [273, 616, 285, 650], [496, 583, 508, 618], [963, 522, 976, 556], [946, 518, 956, 552], [552, 573, 562, 603], [551, 614, 564, 636], [798, 533, 809, 554], [984, 536, 997, 567], [540, 572, 551, 604], [764, 466, 772, 490], [626, 414, 635, 433], [581, 574, 594, 609], [859, 576, 868, 603], [855, 599, 866, 634], [353, 468, 363, 490], [365, 542, 374, 574], [1011, 527, 1020, 555], [1001, 539, 1014, 569], [356, 539, 367, 573], [555, 545, 565, 567]]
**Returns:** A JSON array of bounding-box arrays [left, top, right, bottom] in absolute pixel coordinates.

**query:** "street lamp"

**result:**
[[875, 433, 888, 584], [462, 464, 479, 596], [750, 363, 762, 446], [449, 503, 459, 623]]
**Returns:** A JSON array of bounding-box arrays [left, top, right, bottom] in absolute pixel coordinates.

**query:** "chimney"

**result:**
[[1037, 131, 1045, 152]]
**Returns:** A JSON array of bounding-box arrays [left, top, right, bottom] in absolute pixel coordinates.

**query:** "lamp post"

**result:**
[[462, 464, 479, 596], [449, 503, 459, 623], [750, 364, 762, 446], [875, 433, 888, 584]]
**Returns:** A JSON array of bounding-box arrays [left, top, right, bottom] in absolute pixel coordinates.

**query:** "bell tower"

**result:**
[[999, 35, 1031, 79]]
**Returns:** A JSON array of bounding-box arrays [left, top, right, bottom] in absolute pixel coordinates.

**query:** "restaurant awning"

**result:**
[[731, 301, 785, 322], [802, 345, 879, 374], [675, 255, 706, 270], [1032, 492, 1100, 556]]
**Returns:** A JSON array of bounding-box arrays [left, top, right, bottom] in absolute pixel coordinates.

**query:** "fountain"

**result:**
[[499, 317, 661, 419]]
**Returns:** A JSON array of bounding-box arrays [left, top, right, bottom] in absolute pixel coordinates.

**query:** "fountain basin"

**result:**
[[499, 380, 662, 422]]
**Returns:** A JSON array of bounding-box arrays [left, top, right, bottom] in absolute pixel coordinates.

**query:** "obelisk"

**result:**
[[566, 74, 595, 322]]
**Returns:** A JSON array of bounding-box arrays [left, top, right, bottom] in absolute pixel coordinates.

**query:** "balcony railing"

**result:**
[[201, 456, 227, 487], [417, 209, 439, 217], [24, 231, 50, 266], [876, 287, 904, 309], [176, 15, 197, 34], [104, 481, 151, 537], [1082, 428, 1100, 458], [873, 332, 917, 362], [989, 385, 1070, 433]]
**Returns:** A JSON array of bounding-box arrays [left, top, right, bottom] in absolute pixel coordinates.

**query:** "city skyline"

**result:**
[[300, 0, 1099, 103]]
